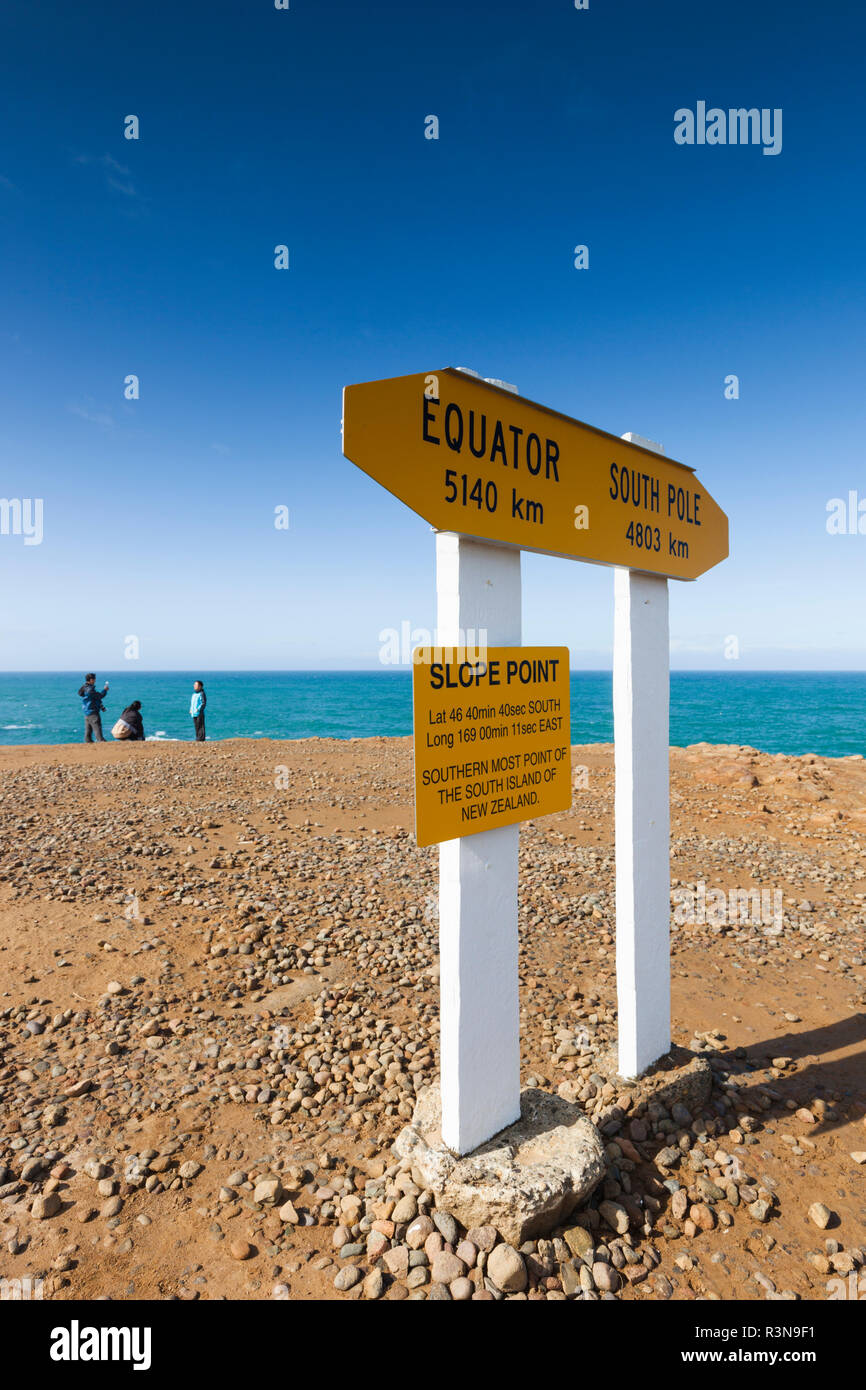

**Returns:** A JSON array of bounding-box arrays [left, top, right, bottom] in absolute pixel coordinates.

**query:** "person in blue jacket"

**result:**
[[190, 680, 206, 741], [78, 673, 109, 742]]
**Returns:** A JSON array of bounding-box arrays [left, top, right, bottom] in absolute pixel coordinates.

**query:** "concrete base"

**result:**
[[588, 1044, 713, 1118], [392, 1086, 606, 1246]]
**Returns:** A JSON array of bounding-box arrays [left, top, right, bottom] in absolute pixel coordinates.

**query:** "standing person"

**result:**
[[190, 680, 206, 741], [78, 673, 109, 743], [113, 700, 145, 741]]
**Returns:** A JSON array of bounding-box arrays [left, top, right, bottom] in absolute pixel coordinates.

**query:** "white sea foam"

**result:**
[[2, 723, 36, 729]]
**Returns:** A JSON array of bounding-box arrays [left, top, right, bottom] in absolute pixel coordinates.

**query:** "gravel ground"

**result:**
[[0, 737, 863, 1301]]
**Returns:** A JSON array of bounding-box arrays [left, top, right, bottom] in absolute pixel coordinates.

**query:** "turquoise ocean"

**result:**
[[0, 672, 864, 758]]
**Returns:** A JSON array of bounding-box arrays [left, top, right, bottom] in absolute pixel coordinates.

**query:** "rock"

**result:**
[[671, 1189, 689, 1221], [278, 1200, 299, 1224], [363, 1269, 385, 1299], [487, 1244, 527, 1293], [339, 1242, 364, 1259], [690, 1203, 715, 1232], [592, 1260, 620, 1293], [671, 1102, 693, 1126], [391, 1194, 417, 1223], [560, 1259, 583, 1295], [465, 1225, 498, 1253], [432, 1209, 458, 1244], [253, 1177, 284, 1206], [563, 1224, 595, 1259], [656, 1146, 681, 1169], [850, 1152, 866, 1165], [450, 1276, 473, 1300], [405, 1215, 434, 1249], [748, 1199, 772, 1223], [809, 1202, 834, 1229], [796, 1108, 817, 1124], [64, 1079, 92, 1098], [230, 1240, 254, 1261], [367, 1230, 390, 1258], [178, 1161, 203, 1180], [100, 1196, 123, 1218], [455, 1239, 477, 1267], [383, 1245, 410, 1278], [431, 1251, 466, 1284], [32, 1192, 62, 1220], [424, 1231, 442, 1259], [334, 1265, 363, 1291], [599, 1200, 630, 1235], [393, 1087, 605, 1245]]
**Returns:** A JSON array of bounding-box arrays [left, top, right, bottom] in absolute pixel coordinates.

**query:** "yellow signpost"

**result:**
[[412, 646, 571, 846], [343, 367, 728, 580]]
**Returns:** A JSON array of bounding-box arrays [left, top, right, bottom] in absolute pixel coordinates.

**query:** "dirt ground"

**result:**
[[0, 737, 863, 1301]]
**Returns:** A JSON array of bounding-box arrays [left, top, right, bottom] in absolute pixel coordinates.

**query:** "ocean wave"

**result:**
[[2, 723, 36, 729]]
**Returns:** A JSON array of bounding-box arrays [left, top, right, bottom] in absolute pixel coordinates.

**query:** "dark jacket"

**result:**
[[120, 705, 145, 740], [78, 683, 106, 715]]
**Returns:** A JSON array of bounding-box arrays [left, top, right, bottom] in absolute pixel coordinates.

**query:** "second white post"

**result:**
[[436, 531, 522, 1155], [614, 434, 672, 1079]]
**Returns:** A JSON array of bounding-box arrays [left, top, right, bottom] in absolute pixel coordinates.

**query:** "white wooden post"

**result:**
[[614, 433, 671, 1078], [436, 532, 522, 1154]]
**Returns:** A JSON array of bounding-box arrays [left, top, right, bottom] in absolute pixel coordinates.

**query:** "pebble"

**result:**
[[391, 1195, 417, 1223], [230, 1241, 254, 1261], [334, 1265, 363, 1291], [383, 1246, 409, 1278], [32, 1192, 62, 1220], [487, 1244, 527, 1293], [450, 1276, 473, 1301], [592, 1261, 619, 1293], [431, 1251, 466, 1284], [808, 1202, 834, 1229], [432, 1210, 458, 1244], [465, 1225, 498, 1253], [563, 1224, 594, 1259], [405, 1215, 434, 1248], [599, 1200, 629, 1234], [363, 1269, 385, 1299], [748, 1199, 772, 1224]]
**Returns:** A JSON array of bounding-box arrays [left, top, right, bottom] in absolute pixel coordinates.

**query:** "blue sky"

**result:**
[[1, 0, 864, 670]]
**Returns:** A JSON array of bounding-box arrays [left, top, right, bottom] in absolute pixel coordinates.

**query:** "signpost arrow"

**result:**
[[343, 368, 728, 580]]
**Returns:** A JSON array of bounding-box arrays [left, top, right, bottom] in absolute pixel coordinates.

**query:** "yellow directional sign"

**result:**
[[412, 646, 571, 847], [343, 368, 728, 580]]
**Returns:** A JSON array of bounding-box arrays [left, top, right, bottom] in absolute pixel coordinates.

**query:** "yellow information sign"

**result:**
[[343, 368, 728, 580], [412, 646, 571, 847]]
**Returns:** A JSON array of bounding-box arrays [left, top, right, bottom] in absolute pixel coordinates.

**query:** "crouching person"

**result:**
[[112, 701, 145, 741]]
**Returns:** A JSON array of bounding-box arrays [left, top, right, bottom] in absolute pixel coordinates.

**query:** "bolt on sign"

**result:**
[[342, 368, 728, 580], [412, 646, 571, 847]]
